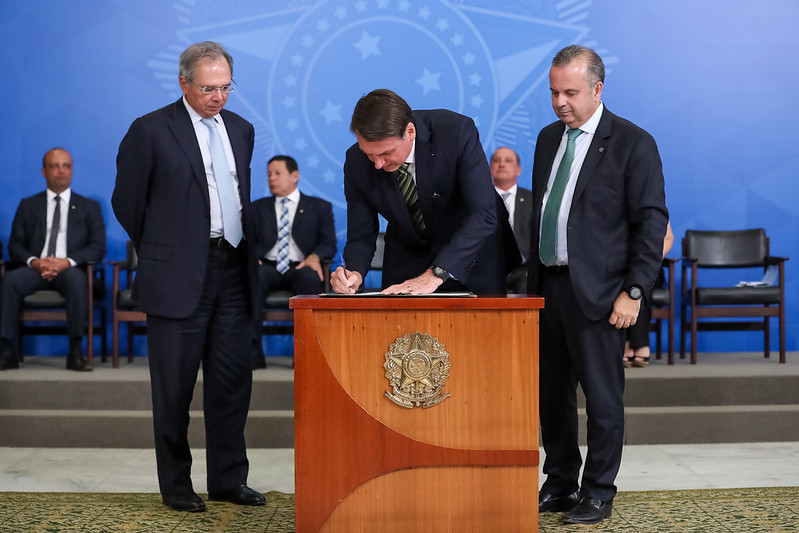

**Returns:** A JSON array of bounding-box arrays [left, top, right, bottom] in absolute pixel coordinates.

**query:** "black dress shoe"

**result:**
[[208, 485, 266, 506], [563, 496, 612, 525], [0, 356, 19, 371], [66, 354, 91, 371], [252, 346, 266, 369], [0, 340, 17, 371], [538, 490, 579, 513], [162, 492, 206, 512]]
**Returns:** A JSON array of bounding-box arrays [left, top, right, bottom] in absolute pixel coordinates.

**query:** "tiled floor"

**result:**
[[0, 442, 797, 494]]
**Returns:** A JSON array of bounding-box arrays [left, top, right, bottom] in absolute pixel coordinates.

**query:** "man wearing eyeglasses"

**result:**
[[112, 41, 263, 513]]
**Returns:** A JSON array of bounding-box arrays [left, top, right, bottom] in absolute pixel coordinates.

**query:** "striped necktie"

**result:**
[[395, 163, 426, 234], [276, 198, 290, 274], [539, 128, 583, 266]]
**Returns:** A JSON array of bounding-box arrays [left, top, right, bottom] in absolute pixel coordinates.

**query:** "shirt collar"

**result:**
[[277, 188, 301, 204], [47, 188, 71, 203]]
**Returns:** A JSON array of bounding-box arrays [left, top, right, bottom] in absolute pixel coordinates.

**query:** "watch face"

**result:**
[[629, 286, 643, 300]]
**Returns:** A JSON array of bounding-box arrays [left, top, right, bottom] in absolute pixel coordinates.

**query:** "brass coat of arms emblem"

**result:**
[[384, 332, 451, 408]]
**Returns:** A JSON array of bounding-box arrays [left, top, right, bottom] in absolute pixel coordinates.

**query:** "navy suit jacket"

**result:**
[[251, 192, 337, 261], [343, 109, 516, 294], [8, 191, 105, 267], [513, 186, 533, 263], [112, 99, 256, 319], [528, 107, 669, 320]]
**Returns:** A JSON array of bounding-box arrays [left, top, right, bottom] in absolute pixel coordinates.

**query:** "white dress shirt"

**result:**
[[182, 97, 242, 239], [266, 188, 304, 262], [540, 102, 604, 265], [31, 188, 75, 267]]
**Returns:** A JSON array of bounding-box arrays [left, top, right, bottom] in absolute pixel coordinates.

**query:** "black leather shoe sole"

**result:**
[[162, 493, 206, 512]]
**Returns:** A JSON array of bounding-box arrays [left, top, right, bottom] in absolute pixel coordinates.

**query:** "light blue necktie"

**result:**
[[201, 117, 242, 247], [276, 197, 290, 274], [539, 128, 583, 266]]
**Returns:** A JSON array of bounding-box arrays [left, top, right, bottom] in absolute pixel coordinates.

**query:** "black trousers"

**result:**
[[146, 246, 252, 495], [538, 268, 626, 503], [252, 261, 322, 341], [0, 266, 88, 342]]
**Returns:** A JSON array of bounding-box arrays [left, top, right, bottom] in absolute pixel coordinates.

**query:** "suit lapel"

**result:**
[[411, 118, 434, 235], [572, 108, 612, 205], [167, 100, 210, 210]]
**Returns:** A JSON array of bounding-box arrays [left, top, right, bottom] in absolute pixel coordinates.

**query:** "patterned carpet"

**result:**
[[0, 487, 797, 532]]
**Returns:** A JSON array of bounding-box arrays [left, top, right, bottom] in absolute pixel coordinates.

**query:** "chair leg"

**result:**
[[654, 319, 662, 360], [690, 314, 698, 365], [112, 314, 120, 369], [779, 306, 786, 364], [680, 304, 687, 359], [667, 313, 675, 365], [764, 316, 770, 359]]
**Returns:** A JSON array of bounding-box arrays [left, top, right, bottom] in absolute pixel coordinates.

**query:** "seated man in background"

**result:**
[[251, 155, 336, 368], [0, 147, 106, 371], [491, 147, 532, 293]]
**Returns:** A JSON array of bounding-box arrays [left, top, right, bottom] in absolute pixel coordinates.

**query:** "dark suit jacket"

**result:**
[[343, 109, 516, 294], [251, 193, 337, 261], [528, 107, 668, 320], [8, 191, 105, 267], [513, 186, 533, 263], [112, 99, 255, 319]]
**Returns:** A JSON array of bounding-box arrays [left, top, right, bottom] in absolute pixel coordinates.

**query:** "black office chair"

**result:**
[[260, 260, 332, 367], [362, 232, 386, 292], [650, 258, 676, 364], [17, 263, 106, 367], [110, 241, 147, 367], [680, 229, 787, 364]]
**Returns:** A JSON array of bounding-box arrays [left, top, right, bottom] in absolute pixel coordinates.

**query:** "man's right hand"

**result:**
[[330, 266, 363, 294]]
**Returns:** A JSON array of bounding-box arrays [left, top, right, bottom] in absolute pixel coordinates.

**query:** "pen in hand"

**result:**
[[339, 252, 349, 280]]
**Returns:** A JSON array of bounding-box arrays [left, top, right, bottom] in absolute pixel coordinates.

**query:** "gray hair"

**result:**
[[179, 41, 233, 85], [552, 45, 605, 88]]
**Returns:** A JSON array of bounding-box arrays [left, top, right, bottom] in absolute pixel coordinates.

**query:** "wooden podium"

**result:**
[[290, 295, 543, 532]]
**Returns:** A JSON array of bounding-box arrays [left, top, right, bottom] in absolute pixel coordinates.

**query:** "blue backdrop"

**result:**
[[1, 0, 797, 355]]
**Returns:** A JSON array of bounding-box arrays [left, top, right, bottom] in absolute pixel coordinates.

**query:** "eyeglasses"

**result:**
[[195, 80, 237, 95]]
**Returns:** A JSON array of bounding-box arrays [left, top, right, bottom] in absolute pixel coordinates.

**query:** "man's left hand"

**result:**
[[382, 269, 443, 295], [296, 253, 324, 281], [609, 291, 641, 329]]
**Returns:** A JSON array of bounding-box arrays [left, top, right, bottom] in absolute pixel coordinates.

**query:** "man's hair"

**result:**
[[350, 89, 413, 141], [43, 147, 69, 167], [268, 155, 298, 174], [552, 45, 605, 88], [492, 147, 521, 166], [179, 41, 233, 85]]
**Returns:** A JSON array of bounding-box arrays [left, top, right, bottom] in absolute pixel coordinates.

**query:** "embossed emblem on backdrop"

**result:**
[[384, 332, 451, 408]]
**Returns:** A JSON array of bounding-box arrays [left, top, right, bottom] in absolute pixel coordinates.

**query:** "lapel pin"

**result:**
[[599, 147, 604, 153]]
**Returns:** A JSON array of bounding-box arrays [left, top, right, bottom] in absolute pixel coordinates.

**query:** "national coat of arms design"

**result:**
[[384, 332, 451, 409]]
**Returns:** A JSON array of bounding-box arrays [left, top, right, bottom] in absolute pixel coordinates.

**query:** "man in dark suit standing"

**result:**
[[330, 89, 517, 295], [112, 41, 264, 513], [250, 155, 336, 368], [491, 147, 532, 293], [0, 148, 105, 371], [528, 45, 668, 525]]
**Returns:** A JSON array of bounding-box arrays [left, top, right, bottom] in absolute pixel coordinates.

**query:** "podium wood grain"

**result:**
[[291, 296, 543, 532]]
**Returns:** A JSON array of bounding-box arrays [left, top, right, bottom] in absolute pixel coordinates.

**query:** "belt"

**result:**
[[543, 264, 569, 274], [209, 237, 238, 250]]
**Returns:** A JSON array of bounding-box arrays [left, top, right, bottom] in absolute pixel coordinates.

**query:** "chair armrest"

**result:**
[[765, 255, 789, 265]]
